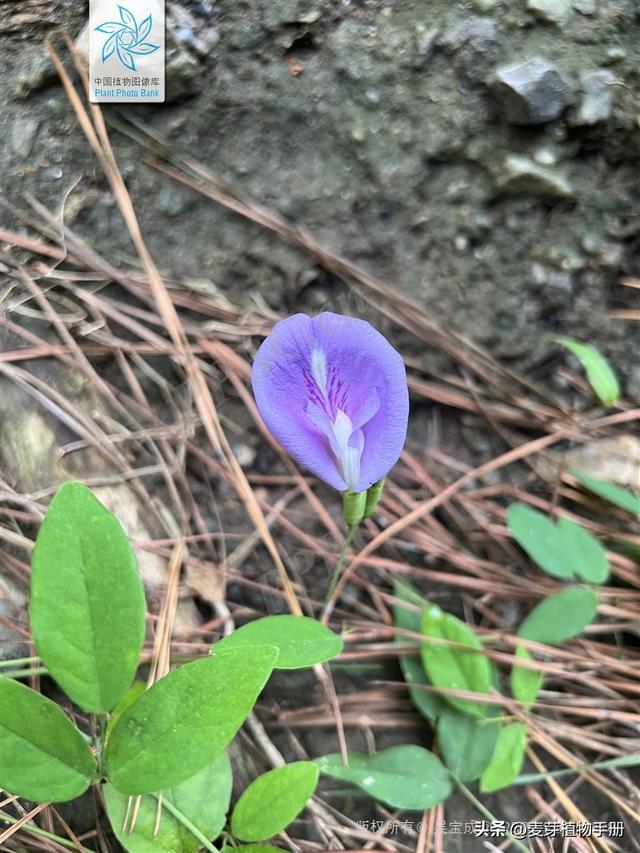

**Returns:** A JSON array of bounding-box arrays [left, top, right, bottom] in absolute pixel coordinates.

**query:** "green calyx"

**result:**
[[364, 479, 385, 519], [342, 480, 385, 526]]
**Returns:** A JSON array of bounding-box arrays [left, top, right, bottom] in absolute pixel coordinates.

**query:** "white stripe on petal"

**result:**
[[329, 409, 363, 491], [310, 346, 328, 398]]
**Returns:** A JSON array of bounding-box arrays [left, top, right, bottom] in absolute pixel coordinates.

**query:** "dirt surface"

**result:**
[[2, 0, 640, 387]]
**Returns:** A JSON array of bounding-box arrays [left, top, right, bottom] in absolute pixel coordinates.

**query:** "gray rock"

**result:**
[[165, 42, 201, 101], [604, 47, 626, 64], [14, 52, 54, 99], [581, 233, 601, 255], [414, 25, 439, 66], [572, 69, 616, 125], [573, 0, 596, 13], [493, 57, 573, 124], [441, 17, 499, 81], [158, 186, 192, 217], [527, 0, 573, 26], [10, 116, 39, 157], [496, 155, 574, 198], [233, 444, 257, 468], [168, 2, 220, 57]]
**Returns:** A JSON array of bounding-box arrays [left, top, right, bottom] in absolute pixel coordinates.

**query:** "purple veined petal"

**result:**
[[252, 312, 409, 493]]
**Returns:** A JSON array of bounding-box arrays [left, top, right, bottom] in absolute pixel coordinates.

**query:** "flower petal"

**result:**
[[252, 312, 408, 493], [309, 313, 408, 492], [253, 314, 346, 490]]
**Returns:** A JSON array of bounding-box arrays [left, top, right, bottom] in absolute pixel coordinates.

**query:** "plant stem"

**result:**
[[513, 753, 640, 785], [2, 666, 49, 679], [323, 524, 357, 619], [0, 656, 40, 669], [151, 795, 218, 852], [456, 781, 530, 853]]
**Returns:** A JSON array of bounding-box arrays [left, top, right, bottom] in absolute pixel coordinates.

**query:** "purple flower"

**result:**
[[252, 312, 409, 493]]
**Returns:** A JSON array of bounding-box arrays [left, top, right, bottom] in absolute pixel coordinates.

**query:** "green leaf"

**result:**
[[0, 676, 96, 802], [106, 681, 147, 740], [518, 587, 598, 645], [480, 723, 527, 793], [106, 647, 277, 794], [507, 504, 570, 580], [104, 752, 232, 853], [420, 604, 493, 717], [556, 518, 609, 584], [393, 582, 445, 722], [30, 482, 146, 713], [222, 847, 281, 852], [507, 503, 609, 584], [213, 615, 343, 669], [570, 470, 640, 516], [437, 708, 500, 782], [231, 761, 319, 842], [315, 745, 452, 811], [510, 646, 543, 709], [556, 337, 620, 405]]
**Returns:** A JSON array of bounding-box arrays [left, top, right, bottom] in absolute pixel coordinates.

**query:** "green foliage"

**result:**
[[222, 847, 281, 852], [437, 708, 500, 782], [104, 752, 232, 853], [510, 646, 543, 709], [106, 681, 147, 739], [214, 615, 343, 669], [230, 762, 319, 842], [480, 723, 527, 793], [507, 503, 609, 583], [106, 648, 277, 794], [518, 586, 598, 645], [343, 489, 367, 526], [1, 466, 612, 833], [556, 337, 620, 405], [364, 479, 385, 518], [0, 676, 95, 802], [392, 581, 445, 722], [518, 587, 598, 645], [315, 745, 452, 811], [570, 470, 640, 516], [30, 481, 146, 713], [420, 604, 494, 717]]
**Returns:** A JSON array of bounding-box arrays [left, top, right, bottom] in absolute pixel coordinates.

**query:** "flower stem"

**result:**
[[455, 781, 530, 853], [150, 795, 218, 853], [323, 524, 357, 620]]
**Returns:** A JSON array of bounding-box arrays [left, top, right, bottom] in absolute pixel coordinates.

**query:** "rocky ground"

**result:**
[[2, 0, 639, 390]]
